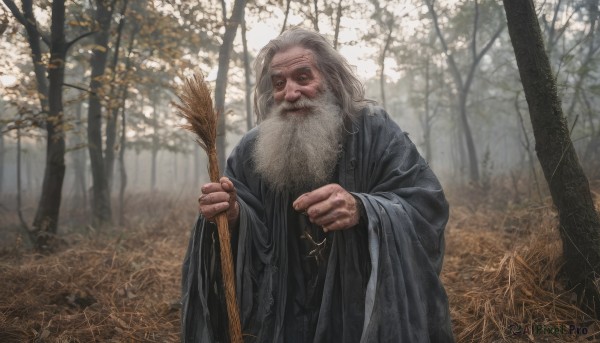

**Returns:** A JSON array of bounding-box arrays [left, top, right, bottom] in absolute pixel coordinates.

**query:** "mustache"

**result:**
[[274, 97, 318, 112]]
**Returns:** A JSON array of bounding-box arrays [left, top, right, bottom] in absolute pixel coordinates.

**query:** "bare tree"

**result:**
[[312, 0, 319, 32], [117, 26, 137, 226], [3, 0, 50, 119], [420, 58, 441, 164], [87, 0, 116, 225], [333, 0, 343, 49], [151, 91, 159, 190], [425, 0, 504, 182], [104, 0, 129, 191], [3, 0, 98, 249], [0, 102, 4, 197], [241, 7, 253, 131], [378, 24, 393, 109], [72, 101, 88, 211], [3, 0, 71, 249], [504, 0, 600, 318], [215, 0, 246, 170], [280, 0, 292, 34]]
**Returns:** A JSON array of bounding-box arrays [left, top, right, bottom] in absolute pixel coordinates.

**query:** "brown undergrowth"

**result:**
[[444, 178, 600, 342], [1, 179, 600, 342], [0, 193, 196, 342]]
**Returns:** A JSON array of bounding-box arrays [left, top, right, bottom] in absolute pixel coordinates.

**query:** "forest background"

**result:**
[[1, 0, 600, 341]]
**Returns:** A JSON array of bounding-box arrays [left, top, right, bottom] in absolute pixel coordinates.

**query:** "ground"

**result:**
[[1, 180, 599, 342]]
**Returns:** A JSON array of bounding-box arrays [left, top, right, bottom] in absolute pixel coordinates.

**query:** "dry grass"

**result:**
[[1, 178, 600, 342], [0, 193, 196, 342], [444, 179, 600, 342]]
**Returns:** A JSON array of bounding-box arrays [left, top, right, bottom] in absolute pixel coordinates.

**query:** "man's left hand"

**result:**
[[292, 184, 360, 232]]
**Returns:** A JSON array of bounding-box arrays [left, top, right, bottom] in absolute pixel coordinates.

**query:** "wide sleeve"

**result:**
[[351, 108, 453, 342]]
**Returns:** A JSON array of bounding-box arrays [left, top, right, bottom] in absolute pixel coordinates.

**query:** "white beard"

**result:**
[[253, 89, 344, 194]]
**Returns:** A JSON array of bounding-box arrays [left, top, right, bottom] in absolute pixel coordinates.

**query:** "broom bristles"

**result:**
[[173, 73, 218, 154]]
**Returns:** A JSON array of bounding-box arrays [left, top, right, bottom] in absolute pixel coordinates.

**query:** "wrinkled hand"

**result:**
[[198, 176, 240, 227], [292, 184, 360, 232]]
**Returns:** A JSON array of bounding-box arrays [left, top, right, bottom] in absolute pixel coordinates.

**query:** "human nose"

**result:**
[[284, 82, 301, 102]]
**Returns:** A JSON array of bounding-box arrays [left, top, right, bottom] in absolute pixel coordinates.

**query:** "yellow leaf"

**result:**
[[68, 20, 90, 27], [92, 45, 107, 53]]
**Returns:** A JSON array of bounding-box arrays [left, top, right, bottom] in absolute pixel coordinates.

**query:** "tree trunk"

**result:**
[[87, 0, 115, 225], [333, 0, 343, 49], [117, 29, 136, 225], [458, 91, 479, 182], [134, 151, 139, 188], [215, 0, 246, 171], [456, 122, 467, 181], [280, 0, 292, 34], [194, 149, 201, 189], [118, 96, 127, 226], [312, 0, 319, 32], [151, 94, 158, 191], [504, 0, 600, 318], [16, 122, 30, 238], [241, 9, 253, 131], [422, 58, 433, 164], [22, 0, 50, 117], [31, 0, 67, 251], [25, 150, 32, 193], [173, 152, 178, 186], [105, 0, 128, 192], [0, 120, 4, 197], [379, 26, 393, 110], [73, 101, 88, 211]]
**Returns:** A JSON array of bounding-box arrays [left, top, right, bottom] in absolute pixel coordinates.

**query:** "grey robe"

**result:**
[[181, 106, 454, 342]]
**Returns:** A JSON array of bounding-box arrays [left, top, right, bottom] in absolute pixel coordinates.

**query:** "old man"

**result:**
[[182, 27, 454, 342]]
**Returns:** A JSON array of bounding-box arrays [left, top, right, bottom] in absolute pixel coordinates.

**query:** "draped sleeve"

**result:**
[[333, 106, 453, 342]]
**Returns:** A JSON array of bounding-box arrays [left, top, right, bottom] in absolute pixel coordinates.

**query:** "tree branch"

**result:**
[[65, 30, 97, 52], [425, 0, 464, 88], [63, 82, 96, 95], [3, 0, 50, 46], [280, 0, 292, 35], [471, 0, 479, 60], [220, 0, 227, 25], [2, 0, 27, 27]]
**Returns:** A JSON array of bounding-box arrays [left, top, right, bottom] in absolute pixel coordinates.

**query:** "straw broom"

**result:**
[[174, 73, 243, 343]]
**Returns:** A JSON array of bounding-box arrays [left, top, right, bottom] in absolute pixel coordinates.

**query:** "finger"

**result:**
[[199, 192, 231, 205], [292, 193, 310, 211], [219, 176, 235, 191], [312, 207, 350, 227], [201, 202, 232, 219], [293, 184, 339, 211], [307, 189, 351, 221], [315, 193, 359, 228], [305, 199, 336, 222], [201, 182, 226, 194]]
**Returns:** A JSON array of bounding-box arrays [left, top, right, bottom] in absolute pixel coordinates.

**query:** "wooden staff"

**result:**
[[174, 73, 243, 343]]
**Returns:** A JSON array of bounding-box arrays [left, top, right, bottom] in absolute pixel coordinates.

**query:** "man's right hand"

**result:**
[[198, 176, 240, 228]]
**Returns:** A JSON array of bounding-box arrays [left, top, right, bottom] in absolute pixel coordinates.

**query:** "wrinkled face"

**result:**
[[270, 46, 324, 115]]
